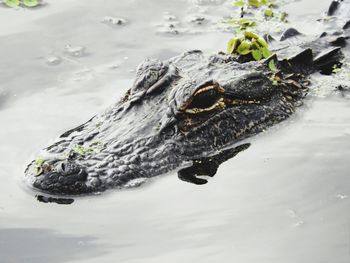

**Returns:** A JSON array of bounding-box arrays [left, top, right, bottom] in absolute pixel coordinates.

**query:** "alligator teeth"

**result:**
[[185, 98, 225, 114]]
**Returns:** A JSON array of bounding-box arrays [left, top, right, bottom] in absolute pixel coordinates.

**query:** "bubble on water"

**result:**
[[294, 220, 305, 227], [163, 12, 177, 21], [65, 44, 86, 57], [46, 56, 61, 66], [335, 194, 348, 200], [102, 16, 127, 26]]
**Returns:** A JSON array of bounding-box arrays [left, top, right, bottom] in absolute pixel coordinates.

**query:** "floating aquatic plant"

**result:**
[[264, 8, 273, 17], [34, 158, 45, 174], [332, 64, 341, 74], [2, 0, 40, 8], [223, 18, 257, 32], [34, 158, 52, 176], [234, 0, 273, 8], [233, 0, 274, 8], [232, 0, 288, 22], [268, 59, 277, 72], [3, 0, 19, 7], [73, 145, 96, 156], [22, 0, 39, 7], [227, 31, 271, 61], [72, 141, 103, 157]]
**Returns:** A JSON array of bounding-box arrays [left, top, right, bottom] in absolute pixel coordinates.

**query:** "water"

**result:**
[[0, 0, 350, 262]]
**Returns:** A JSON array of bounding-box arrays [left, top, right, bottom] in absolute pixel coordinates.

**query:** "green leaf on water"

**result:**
[[238, 18, 256, 31], [261, 46, 271, 58], [233, 0, 245, 7], [35, 158, 45, 167], [261, 0, 274, 7], [252, 49, 262, 61], [226, 31, 272, 60], [237, 41, 252, 55], [3, 0, 20, 7], [73, 145, 95, 156], [34, 158, 45, 176], [264, 8, 274, 17], [257, 37, 268, 48], [248, 0, 261, 7], [332, 64, 341, 74], [244, 31, 259, 40], [268, 59, 277, 72], [22, 0, 39, 7], [227, 37, 240, 54], [280, 12, 288, 22], [223, 18, 256, 30]]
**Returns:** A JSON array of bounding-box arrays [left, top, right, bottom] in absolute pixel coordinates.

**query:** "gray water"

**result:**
[[0, 0, 350, 262]]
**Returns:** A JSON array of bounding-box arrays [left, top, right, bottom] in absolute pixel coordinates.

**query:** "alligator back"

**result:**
[[272, 0, 349, 74]]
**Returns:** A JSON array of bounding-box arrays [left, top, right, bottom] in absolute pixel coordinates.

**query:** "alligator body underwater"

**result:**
[[25, 0, 349, 195]]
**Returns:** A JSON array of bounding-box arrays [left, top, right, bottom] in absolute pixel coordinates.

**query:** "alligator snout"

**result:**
[[28, 160, 92, 195]]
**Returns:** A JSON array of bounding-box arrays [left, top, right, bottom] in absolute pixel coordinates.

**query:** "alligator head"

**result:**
[[25, 50, 310, 195]]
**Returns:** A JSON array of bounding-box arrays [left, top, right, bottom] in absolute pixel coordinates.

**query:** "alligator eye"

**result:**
[[184, 85, 225, 114], [190, 89, 219, 108]]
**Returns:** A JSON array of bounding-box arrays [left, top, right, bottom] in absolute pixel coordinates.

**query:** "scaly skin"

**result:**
[[24, 0, 349, 195]]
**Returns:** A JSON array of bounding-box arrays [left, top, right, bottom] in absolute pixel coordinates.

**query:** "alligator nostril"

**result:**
[[56, 161, 68, 175], [56, 161, 80, 176], [78, 169, 88, 181], [61, 162, 66, 172]]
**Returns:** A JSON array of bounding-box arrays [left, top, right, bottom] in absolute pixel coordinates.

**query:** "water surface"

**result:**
[[0, 0, 349, 262]]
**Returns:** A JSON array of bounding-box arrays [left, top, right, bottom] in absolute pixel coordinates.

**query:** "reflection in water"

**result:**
[[36, 195, 75, 205], [0, 228, 104, 263], [178, 143, 250, 184]]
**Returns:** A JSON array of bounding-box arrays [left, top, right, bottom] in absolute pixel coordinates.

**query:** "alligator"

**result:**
[[25, 0, 349, 195]]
